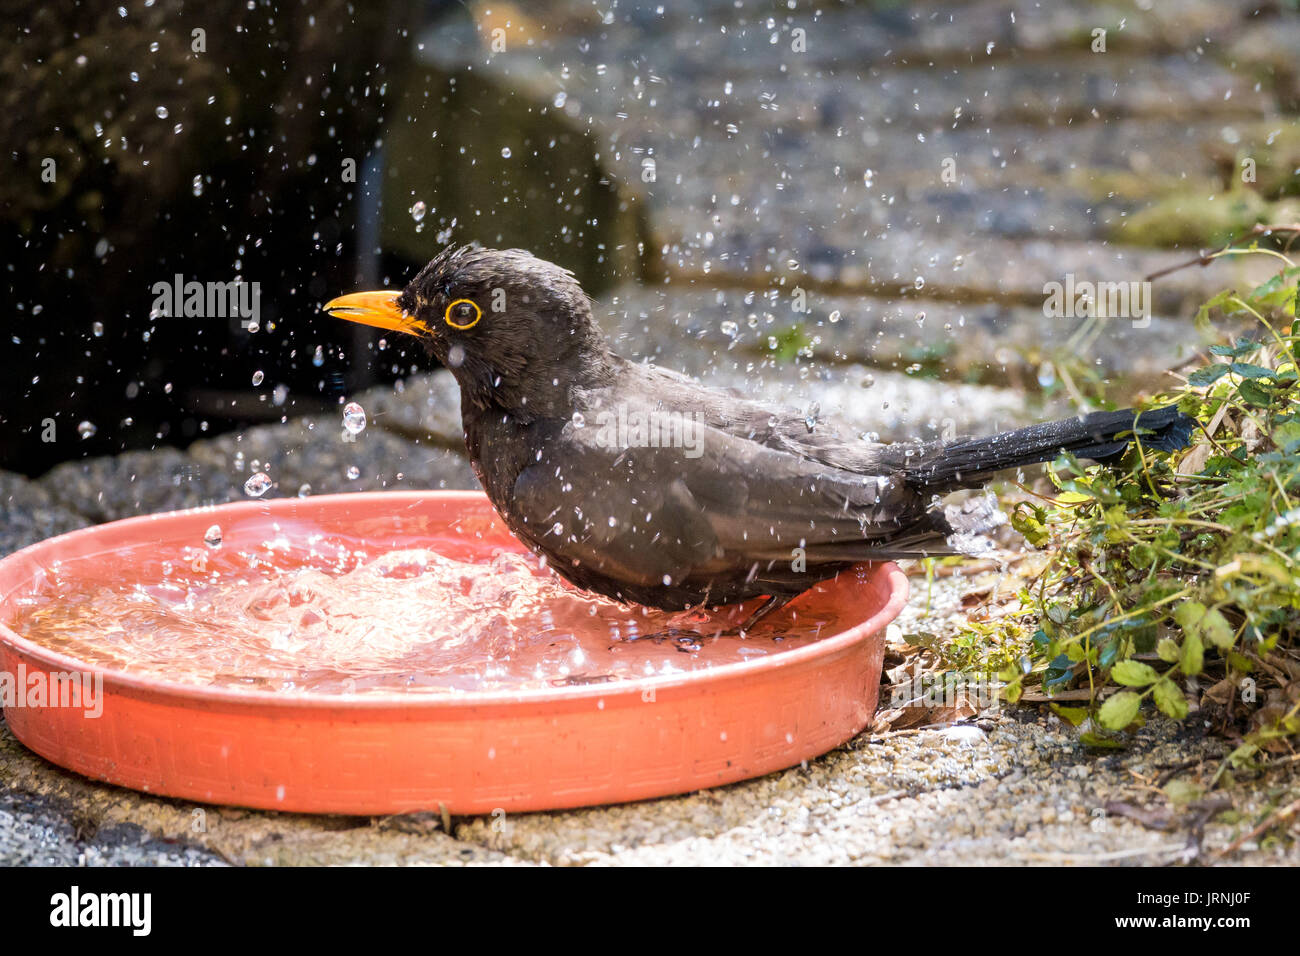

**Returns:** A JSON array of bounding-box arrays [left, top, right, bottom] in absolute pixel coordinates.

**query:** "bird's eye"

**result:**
[[444, 298, 482, 330]]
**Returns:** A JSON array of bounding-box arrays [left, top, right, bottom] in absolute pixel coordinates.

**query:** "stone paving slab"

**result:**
[[30, 419, 476, 529], [598, 280, 1206, 384], [0, 472, 92, 558], [426, 0, 1284, 308]]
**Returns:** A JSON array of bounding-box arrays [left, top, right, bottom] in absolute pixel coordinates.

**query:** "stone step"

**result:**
[[659, 115, 1243, 198], [442, 0, 1266, 77], [35, 420, 477, 525], [0, 472, 92, 558], [598, 283, 1207, 386], [649, 228, 1277, 313]]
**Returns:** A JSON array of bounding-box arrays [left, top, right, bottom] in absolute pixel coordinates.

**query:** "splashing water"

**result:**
[[243, 472, 272, 497], [342, 402, 366, 434], [7, 530, 848, 695]]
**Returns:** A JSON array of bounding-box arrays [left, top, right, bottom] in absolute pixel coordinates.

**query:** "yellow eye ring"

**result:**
[[444, 298, 482, 330]]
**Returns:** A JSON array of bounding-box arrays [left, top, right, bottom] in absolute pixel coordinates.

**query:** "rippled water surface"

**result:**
[[7, 523, 851, 695]]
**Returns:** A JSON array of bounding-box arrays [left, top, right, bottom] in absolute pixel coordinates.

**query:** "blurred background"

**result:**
[[3, 0, 1299, 546]]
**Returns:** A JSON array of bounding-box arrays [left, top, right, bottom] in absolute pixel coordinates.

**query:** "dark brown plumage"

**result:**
[[326, 244, 1197, 619]]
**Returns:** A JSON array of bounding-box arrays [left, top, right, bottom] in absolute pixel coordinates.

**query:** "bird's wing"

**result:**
[[610, 361, 924, 474], [509, 414, 925, 589]]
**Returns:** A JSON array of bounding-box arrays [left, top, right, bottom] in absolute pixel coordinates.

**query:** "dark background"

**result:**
[[2, 0, 650, 476]]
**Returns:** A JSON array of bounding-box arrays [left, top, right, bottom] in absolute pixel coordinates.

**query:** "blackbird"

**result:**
[[325, 244, 1196, 622]]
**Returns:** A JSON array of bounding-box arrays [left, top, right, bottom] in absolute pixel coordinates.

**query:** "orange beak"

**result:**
[[322, 290, 427, 336]]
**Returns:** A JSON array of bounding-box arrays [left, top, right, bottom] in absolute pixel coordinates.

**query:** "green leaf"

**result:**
[[1227, 742, 1260, 768], [1153, 679, 1190, 719], [1187, 364, 1230, 387], [1174, 601, 1207, 634], [1274, 422, 1300, 454], [1156, 638, 1181, 663], [1080, 731, 1125, 750], [1237, 379, 1273, 407], [1201, 608, 1235, 650], [1194, 289, 1238, 332], [1050, 704, 1088, 726], [1097, 690, 1141, 730], [1128, 542, 1156, 569], [1218, 554, 1293, 586], [1163, 778, 1201, 804], [1210, 337, 1262, 358], [1111, 660, 1160, 686], [1229, 362, 1274, 379], [1055, 490, 1093, 504], [1180, 630, 1204, 676]]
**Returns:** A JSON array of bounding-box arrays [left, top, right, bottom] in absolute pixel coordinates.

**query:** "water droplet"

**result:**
[[203, 524, 223, 548], [804, 402, 821, 432], [155, 105, 169, 119], [312, 345, 324, 367], [500, 146, 512, 158], [720, 319, 739, 337], [914, 276, 925, 290], [243, 472, 272, 497], [346, 465, 361, 480], [251, 370, 264, 386], [410, 201, 426, 222], [342, 401, 366, 434], [272, 383, 289, 406], [77, 421, 97, 439], [1037, 361, 1057, 388], [828, 310, 841, 324], [92, 321, 104, 337], [297, 483, 312, 498], [571, 411, 586, 428], [192, 175, 203, 197]]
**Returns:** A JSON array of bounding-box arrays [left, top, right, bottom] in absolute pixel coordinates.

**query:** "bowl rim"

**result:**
[[0, 490, 909, 711]]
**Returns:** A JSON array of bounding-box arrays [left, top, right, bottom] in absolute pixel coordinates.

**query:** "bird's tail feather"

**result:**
[[904, 405, 1197, 492]]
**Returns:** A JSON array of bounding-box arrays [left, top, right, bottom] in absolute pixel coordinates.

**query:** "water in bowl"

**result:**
[[8, 521, 851, 695]]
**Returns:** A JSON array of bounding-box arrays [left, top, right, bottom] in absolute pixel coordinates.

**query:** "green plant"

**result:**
[[955, 249, 1300, 780]]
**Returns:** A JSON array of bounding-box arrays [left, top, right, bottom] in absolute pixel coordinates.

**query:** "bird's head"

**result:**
[[324, 244, 611, 415]]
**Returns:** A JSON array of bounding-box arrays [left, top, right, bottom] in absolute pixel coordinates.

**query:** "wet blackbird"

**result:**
[[325, 244, 1196, 621]]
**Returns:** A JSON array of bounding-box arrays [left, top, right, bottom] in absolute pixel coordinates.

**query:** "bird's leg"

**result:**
[[740, 594, 793, 633]]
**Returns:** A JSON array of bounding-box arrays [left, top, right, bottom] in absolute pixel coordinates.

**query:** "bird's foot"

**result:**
[[739, 594, 793, 634]]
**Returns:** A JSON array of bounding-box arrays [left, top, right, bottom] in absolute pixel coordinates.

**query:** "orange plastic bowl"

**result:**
[[0, 491, 906, 815]]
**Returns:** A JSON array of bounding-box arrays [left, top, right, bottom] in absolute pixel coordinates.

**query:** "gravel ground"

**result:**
[[0, 790, 225, 867]]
